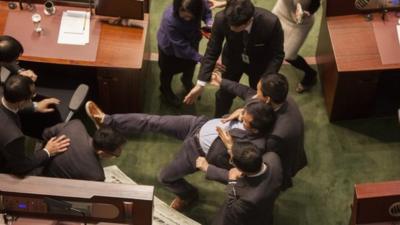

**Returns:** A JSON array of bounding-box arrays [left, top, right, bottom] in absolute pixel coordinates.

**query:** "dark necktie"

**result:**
[[242, 31, 249, 50]]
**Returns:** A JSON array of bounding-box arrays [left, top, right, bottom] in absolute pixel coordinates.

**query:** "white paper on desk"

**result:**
[[57, 10, 90, 45]]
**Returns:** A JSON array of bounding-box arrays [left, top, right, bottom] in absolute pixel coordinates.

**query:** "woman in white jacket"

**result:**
[[272, 0, 320, 93]]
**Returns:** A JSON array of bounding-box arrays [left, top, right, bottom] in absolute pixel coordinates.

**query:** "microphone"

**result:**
[[65, 84, 89, 122], [355, 0, 370, 9], [43, 197, 72, 211], [43, 197, 88, 225]]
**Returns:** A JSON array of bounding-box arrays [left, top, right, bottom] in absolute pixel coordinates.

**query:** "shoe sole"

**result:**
[[85, 102, 100, 129]]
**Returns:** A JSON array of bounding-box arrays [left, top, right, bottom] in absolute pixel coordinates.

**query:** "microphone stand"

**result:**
[[43, 197, 88, 225], [89, 0, 93, 15], [381, 0, 388, 21]]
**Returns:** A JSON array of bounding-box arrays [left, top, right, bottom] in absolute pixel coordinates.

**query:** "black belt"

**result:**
[[193, 131, 206, 157]]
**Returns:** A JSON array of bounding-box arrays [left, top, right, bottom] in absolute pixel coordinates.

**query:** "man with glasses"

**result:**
[[85, 99, 276, 211], [0, 75, 70, 175], [41, 120, 127, 181]]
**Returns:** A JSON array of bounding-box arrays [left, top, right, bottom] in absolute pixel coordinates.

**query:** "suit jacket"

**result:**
[[0, 103, 48, 175], [212, 152, 282, 225], [206, 125, 267, 174], [42, 120, 105, 181], [198, 7, 284, 82], [220, 79, 307, 188]]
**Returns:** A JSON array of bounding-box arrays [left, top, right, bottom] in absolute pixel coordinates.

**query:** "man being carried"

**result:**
[[85, 99, 276, 211], [211, 72, 307, 190]]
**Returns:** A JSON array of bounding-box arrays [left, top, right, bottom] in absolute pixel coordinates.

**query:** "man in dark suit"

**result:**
[[198, 141, 282, 225], [211, 72, 307, 190], [41, 120, 127, 181], [85, 100, 276, 211], [0, 75, 70, 175], [1, 35, 63, 139], [184, 0, 284, 117]]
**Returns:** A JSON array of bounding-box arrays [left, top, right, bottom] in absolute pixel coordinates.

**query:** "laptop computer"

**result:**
[[94, 0, 144, 20]]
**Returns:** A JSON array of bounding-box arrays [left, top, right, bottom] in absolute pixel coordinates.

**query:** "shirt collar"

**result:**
[[244, 18, 253, 33], [247, 163, 267, 177], [1, 97, 18, 114]]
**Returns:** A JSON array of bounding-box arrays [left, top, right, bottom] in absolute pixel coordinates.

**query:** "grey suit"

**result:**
[[0, 103, 48, 175], [212, 152, 282, 225], [42, 120, 105, 181], [220, 79, 307, 189], [102, 113, 266, 199]]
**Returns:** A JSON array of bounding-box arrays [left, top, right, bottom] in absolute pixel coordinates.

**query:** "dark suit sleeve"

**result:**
[[263, 18, 284, 75], [4, 137, 48, 175], [220, 79, 256, 101], [198, 12, 225, 82], [266, 134, 284, 153], [167, 23, 202, 62], [307, 0, 321, 15], [206, 164, 229, 184], [202, 0, 213, 26], [42, 122, 66, 141], [220, 185, 257, 225]]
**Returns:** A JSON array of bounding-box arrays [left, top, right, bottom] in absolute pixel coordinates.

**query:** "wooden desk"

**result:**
[[350, 180, 400, 225], [316, 13, 400, 121], [0, 1, 149, 113], [0, 174, 154, 225]]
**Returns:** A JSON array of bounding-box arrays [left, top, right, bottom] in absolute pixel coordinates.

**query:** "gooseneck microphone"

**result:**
[[43, 197, 88, 225]]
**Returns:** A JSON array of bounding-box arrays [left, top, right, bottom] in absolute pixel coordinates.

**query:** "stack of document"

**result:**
[[58, 10, 90, 45]]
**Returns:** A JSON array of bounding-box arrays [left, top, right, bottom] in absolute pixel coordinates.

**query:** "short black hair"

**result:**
[[0, 35, 24, 63], [244, 100, 276, 135], [232, 142, 262, 173], [3, 75, 35, 103], [224, 0, 254, 26], [260, 73, 288, 104], [173, 0, 204, 22], [92, 127, 127, 154]]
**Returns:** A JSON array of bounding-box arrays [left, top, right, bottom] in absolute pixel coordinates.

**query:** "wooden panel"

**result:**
[[350, 181, 400, 225], [326, 0, 359, 17], [97, 68, 144, 114], [327, 14, 400, 72], [317, 11, 400, 121], [0, 174, 154, 225]]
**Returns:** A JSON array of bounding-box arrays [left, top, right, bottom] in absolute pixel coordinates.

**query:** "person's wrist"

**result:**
[[33, 101, 38, 112], [43, 148, 51, 157], [196, 80, 207, 87]]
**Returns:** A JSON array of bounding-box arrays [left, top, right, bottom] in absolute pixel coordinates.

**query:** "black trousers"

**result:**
[[215, 61, 261, 117], [158, 47, 197, 95], [103, 113, 208, 199]]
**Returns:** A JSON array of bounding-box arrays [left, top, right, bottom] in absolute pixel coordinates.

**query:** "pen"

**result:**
[[83, 12, 87, 31]]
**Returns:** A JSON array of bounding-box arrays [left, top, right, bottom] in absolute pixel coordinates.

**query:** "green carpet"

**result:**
[[103, 1, 400, 224]]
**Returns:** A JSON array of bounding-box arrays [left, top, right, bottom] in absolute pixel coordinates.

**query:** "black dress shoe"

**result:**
[[296, 71, 317, 94], [159, 87, 181, 107]]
